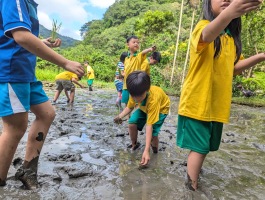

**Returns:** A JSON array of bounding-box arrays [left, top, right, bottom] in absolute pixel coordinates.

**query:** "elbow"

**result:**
[[12, 29, 31, 47]]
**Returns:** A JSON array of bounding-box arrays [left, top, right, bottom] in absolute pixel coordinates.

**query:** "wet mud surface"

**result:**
[[0, 87, 265, 200]]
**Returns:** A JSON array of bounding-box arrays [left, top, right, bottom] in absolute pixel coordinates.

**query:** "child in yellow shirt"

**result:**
[[114, 71, 170, 166]]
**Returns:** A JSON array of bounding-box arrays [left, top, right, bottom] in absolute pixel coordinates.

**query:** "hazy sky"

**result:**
[[35, 0, 116, 40]]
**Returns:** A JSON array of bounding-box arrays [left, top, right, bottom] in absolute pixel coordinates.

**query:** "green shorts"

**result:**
[[129, 109, 167, 137], [121, 89, 129, 104], [176, 115, 223, 154], [87, 79, 94, 86]]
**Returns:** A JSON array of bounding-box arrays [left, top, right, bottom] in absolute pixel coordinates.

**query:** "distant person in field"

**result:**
[[114, 52, 127, 110], [114, 71, 170, 166], [53, 71, 85, 104], [84, 61, 95, 91], [122, 35, 157, 105], [141, 51, 162, 76], [176, 0, 263, 191], [0, 0, 84, 190]]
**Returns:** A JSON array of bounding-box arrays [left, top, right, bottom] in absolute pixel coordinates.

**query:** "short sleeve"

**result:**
[[127, 96, 136, 109], [191, 20, 210, 53]]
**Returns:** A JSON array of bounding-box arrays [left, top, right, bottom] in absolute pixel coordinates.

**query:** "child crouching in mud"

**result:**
[[114, 71, 170, 166]]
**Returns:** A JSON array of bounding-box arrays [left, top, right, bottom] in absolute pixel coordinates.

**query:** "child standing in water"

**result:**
[[114, 52, 127, 110], [0, 0, 84, 189], [177, 0, 263, 191], [84, 61, 95, 91], [121, 36, 156, 105]]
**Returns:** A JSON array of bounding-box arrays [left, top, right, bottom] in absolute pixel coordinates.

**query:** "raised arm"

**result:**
[[201, 0, 261, 43]]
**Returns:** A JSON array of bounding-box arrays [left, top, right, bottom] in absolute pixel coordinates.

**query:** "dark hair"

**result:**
[[203, 0, 242, 64], [126, 35, 138, 43], [120, 52, 128, 63], [84, 60, 89, 64], [126, 71, 151, 96], [151, 52, 162, 63]]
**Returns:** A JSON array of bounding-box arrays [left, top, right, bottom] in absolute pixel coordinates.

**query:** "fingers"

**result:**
[[140, 157, 149, 166]]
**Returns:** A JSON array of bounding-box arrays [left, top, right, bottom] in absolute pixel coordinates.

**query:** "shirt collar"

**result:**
[[128, 51, 138, 57], [220, 29, 232, 37]]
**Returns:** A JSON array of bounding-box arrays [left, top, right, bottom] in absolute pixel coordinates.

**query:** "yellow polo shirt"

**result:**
[[141, 58, 150, 76], [127, 86, 170, 125], [55, 71, 78, 80], [178, 20, 240, 123], [123, 52, 147, 89], [87, 65, 95, 79]]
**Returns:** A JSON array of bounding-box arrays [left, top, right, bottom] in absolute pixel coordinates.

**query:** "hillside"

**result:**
[[39, 24, 80, 48]]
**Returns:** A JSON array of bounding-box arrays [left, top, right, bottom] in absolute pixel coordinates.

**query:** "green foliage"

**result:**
[[37, 0, 265, 98]]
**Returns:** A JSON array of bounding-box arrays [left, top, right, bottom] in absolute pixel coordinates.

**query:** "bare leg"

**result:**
[[64, 89, 70, 102], [151, 136, 159, 153], [15, 101, 55, 189], [128, 124, 138, 149], [186, 151, 206, 190], [53, 90, 62, 102], [24, 101, 55, 163], [69, 88, 75, 103], [0, 113, 28, 185]]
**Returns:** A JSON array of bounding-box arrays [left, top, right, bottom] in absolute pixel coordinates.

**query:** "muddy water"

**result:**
[[0, 88, 264, 200]]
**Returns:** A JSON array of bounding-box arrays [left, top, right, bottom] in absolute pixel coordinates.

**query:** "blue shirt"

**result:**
[[0, 0, 39, 82]]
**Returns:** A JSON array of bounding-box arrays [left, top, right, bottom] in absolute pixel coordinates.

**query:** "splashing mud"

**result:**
[[0, 87, 264, 199]]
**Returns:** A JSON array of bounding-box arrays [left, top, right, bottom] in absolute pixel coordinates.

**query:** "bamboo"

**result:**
[[181, 8, 196, 90], [170, 0, 184, 85]]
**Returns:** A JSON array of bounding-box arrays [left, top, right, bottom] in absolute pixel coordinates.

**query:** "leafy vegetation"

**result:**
[[37, 0, 265, 99]]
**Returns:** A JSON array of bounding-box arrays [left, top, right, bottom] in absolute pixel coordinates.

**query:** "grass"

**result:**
[[232, 97, 265, 107]]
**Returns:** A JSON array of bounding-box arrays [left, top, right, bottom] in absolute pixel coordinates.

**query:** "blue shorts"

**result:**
[[129, 109, 167, 137], [121, 89, 129, 104], [0, 81, 49, 117], [115, 81, 123, 92]]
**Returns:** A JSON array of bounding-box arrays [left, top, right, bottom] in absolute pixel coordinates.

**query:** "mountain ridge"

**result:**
[[39, 24, 80, 48]]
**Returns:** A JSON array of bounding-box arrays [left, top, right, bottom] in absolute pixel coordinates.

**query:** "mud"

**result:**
[[0, 87, 265, 200]]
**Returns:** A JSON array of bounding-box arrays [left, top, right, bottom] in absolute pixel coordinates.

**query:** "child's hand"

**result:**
[[151, 45, 156, 52], [140, 151, 150, 166], [226, 0, 262, 19], [64, 61, 85, 77], [114, 115, 123, 124], [42, 37, 62, 48]]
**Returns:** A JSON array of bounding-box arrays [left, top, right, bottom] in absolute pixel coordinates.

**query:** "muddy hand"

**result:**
[[64, 61, 85, 77], [114, 116, 123, 124]]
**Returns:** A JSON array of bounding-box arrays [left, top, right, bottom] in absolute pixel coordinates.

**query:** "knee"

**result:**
[[128, 124, 137, 130], [36, 107, 56, 124]]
